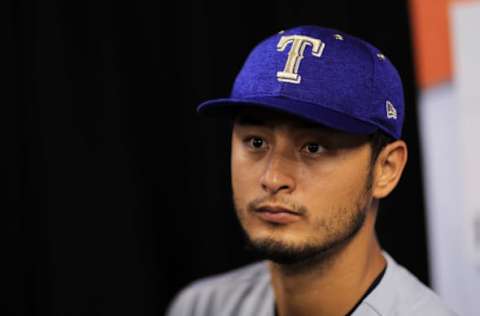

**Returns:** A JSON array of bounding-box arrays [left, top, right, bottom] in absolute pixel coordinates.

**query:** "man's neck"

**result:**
[[268, 218, 386, 316]]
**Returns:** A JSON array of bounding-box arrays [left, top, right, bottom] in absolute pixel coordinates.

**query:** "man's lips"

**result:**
[[256, 205, 298, 214], [254, 205, 302, 224]]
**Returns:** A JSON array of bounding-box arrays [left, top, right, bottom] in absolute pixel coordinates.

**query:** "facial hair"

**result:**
[[234, 168, 373, 267]]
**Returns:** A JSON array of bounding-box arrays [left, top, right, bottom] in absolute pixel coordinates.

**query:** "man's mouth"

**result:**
[[254, 205, 302, 224]]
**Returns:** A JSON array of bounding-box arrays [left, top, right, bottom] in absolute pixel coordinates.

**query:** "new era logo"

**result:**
[[386, 100, 397, 120]]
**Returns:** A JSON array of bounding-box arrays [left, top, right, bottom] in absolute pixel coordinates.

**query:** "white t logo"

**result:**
[[276, 35, 325, 84]]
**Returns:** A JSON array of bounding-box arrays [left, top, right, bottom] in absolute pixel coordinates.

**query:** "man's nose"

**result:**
[[260, 153, 296, 195]]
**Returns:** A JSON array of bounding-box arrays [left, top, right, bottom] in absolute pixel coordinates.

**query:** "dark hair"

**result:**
[[368, 131, 396, 165]]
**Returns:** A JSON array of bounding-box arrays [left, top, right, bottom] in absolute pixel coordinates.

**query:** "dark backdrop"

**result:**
[[6, 1, 426, 315]]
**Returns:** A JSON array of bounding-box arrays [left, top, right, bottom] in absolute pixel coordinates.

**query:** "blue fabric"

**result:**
[[197, 25, 405, 139]]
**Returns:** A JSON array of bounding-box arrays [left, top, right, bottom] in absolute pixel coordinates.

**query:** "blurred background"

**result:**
[[6, 0, 479, 315]]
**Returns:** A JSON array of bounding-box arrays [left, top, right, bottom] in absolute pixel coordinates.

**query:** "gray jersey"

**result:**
[[166, 252, 457, 316]]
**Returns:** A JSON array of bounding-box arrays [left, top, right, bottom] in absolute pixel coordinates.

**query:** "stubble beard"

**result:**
[[234, 170, 373, 267]]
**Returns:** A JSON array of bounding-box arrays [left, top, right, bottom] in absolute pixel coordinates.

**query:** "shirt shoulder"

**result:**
[[358, 252, 458, 316], [166, 261, 274, 316]]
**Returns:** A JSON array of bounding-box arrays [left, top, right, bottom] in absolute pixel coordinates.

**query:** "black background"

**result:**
[[6, 1, 427, 315]]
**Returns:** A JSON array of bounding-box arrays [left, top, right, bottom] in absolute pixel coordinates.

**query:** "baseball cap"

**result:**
[[197, 25, 405, 139]]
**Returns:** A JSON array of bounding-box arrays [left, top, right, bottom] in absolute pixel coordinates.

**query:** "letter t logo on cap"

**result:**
[[276, 35, 325, 84]]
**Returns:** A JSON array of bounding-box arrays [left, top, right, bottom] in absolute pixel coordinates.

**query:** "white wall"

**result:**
[[420, 2, 480, 316]]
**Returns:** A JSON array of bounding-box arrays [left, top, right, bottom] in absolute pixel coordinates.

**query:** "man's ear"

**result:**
[[372, 140, 408, 199]]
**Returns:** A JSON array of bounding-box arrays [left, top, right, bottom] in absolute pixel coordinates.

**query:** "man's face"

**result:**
[[231, 108, 375, 265]]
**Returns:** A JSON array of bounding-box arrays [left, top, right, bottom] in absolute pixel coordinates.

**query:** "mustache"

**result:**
[[246, 196, 308, 215]]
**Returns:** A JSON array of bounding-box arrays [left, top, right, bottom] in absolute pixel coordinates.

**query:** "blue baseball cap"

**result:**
[[197, 25, 405, 139]]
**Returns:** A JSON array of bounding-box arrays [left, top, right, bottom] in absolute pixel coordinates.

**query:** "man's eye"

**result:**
[[246, 137, 266, 150], [302, 143, 325, 154]]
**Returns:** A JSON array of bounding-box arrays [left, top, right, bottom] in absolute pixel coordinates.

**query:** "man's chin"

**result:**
[[244, 237, 333, 265], [239, 202, 368, 266]]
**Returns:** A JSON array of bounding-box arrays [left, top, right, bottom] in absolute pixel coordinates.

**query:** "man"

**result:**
[[167, 26, 457, 316]]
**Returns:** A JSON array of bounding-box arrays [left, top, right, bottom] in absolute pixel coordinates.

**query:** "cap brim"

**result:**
[[196, 96, 378, 135]]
